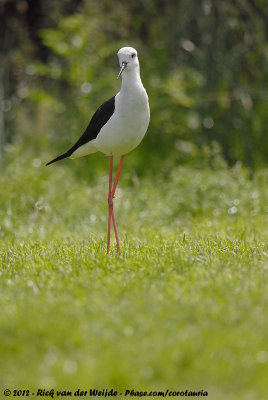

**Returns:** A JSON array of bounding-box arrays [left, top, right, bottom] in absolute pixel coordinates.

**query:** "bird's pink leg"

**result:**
[[107, 154, 113, 254], [111, 207, 121, 256], [112, 155, 125, 196], [107, 155, 125, 256], [110, 155, 125, 255]]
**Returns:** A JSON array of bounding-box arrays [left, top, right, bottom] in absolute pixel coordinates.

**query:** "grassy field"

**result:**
[[1, 150, 268, 399]]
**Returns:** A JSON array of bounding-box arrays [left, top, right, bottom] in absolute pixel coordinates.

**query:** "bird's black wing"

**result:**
[[68, 96, 115, 153], [46, 96, 115, 166]]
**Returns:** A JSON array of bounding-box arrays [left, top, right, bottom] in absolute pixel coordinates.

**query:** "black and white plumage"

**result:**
[[46, 97, 115, 165], [46, 46, 150, 164], [46, 47, 150, 255]]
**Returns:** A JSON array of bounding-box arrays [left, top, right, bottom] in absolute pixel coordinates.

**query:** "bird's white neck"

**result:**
[[120, 67, 143, 93]]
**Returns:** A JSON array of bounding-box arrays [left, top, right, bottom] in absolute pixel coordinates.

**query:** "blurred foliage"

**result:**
[[1, 0, 268, 171]]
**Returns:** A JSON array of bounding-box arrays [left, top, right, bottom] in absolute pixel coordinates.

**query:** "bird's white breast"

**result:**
[[95, 81, 150, 157]]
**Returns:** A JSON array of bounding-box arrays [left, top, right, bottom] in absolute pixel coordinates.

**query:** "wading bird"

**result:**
[[46, 47, 150, 255]]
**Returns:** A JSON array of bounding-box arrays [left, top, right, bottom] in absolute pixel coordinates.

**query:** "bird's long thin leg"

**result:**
[[107, 154, 113, 254], [110, 155, 125, 255], [112, 155, 125, 196], [111, 207, 121, 256], [107, 155, 125, 256]]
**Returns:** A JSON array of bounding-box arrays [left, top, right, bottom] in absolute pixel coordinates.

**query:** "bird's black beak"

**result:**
[[117, 61, 127, 79]]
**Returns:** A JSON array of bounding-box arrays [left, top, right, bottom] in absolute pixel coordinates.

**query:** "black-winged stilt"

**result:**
[[46, 47, 150, 255]]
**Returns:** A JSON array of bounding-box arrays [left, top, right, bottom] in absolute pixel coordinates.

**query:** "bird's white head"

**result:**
[[117, 47, 139, 79]]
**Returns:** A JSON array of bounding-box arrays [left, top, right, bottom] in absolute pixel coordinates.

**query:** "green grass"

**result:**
[[0, 152, 268, 399]]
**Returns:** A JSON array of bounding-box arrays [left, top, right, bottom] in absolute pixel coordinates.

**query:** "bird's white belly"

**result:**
[[95, 92, 150, 156]]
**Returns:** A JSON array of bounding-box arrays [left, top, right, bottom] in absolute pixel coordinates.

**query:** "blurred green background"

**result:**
[[1, 0, 268, 172]]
